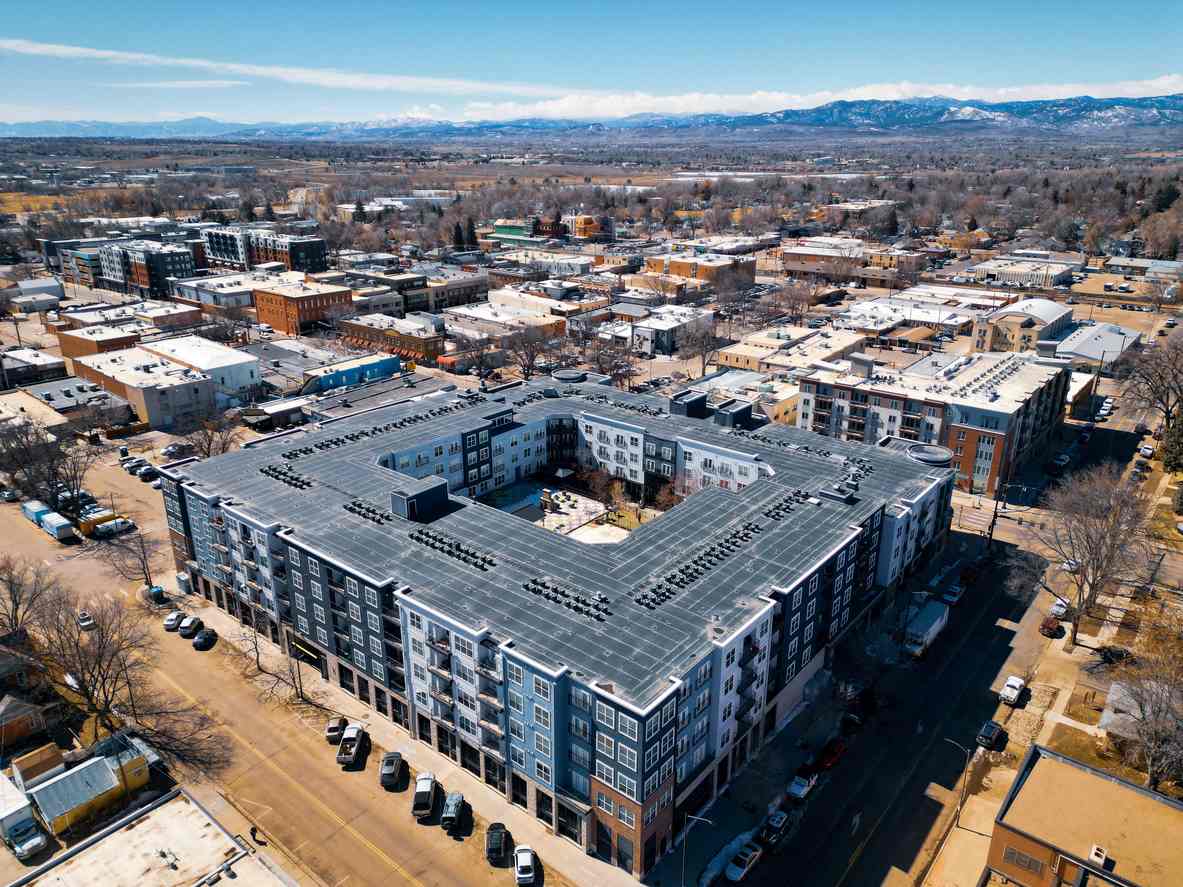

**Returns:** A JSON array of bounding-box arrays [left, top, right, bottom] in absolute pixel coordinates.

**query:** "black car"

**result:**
[[379, 751, 403, 789], [192, 628, 218, 651], [485, 822, 509, 863], [1098, 645, 1134, 665], [976, 719, 1004, 749]]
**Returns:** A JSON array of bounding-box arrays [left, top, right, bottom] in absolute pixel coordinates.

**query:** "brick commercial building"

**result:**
[[337, 314, 447, 363], [253, 280, 353, 335], [798, 351, 1070, 495], [987, 745, 1183, 887], [202, 226, 328, 273], [55, 325, 144, 373], [159, 379, 953, 880]]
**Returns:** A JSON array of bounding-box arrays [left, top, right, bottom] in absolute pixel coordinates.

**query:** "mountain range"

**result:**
[[3, 94, 1183, 141]]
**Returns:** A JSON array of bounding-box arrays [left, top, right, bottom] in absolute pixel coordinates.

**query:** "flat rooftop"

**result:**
[[29, 790, 287, 886], [174, 380, 949, 708], [75, 347, 211, 389], [140, 335, 258, 371], [253, 280, 350, 299], [998, 746, 1183, 887]]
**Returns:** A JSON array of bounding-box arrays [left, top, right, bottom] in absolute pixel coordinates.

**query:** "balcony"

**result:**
[[738, 643, 762, 668], [479, 717, 503, 737], [242, 557, 258, 570], [430, 687, 454, 707], [478, 688, 503, 709], [210, 517, 225, 529], [481, 736, 505, 759], [215, 562, 232, 573], [428, 661, 452, 681], [428, 635, 451, 654], [476, 658, 502, 682], [211, 542, 228, 553]]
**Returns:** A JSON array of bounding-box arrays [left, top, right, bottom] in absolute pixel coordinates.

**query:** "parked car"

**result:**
[[123, 458, 147, 474], [162, 611, 185, 631], [757, 810, 792, 850], [976, 719, 1004, 749], [0, 487, 20, 502], [786, 766, 819, 801], [379, 751, 403, 788], [1052, 453, 1071, 469], [1039, 615, 1061, 638], [1060, 560, 1080, 575], [137, 467, 159, 482], [336, 724, 368, 768], [817, 738, 847, 770], [177, 616, 203, 638], [93, 517, 135, 538], [1139, 445, 1156, 458], [724, 842, 764, 882], [76, 610, 96, 631], [1000, 675, 1026, 706], [513, 846, 536, 885], [485, 821, 509, 863], [441, 791, 465, 832], [412, 773, 437, 819], [324, 716, 348, 744], [1049, 598, 1071, 619], [1078, 430, 1091, 444], [192, 628, 218, 651], [941, 583, 966, 606]]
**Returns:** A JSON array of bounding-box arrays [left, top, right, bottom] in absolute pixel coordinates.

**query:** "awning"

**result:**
[[291, 637, 323, 660]]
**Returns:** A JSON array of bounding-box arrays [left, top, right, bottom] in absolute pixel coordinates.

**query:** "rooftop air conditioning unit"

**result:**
[[1088, 845, 1108, 868]]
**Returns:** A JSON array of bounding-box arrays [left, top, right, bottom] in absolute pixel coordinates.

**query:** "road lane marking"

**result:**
[[153, 668, 426, 887]]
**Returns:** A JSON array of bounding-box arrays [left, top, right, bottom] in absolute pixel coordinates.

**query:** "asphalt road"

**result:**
[[745, 529, 1042, 887]]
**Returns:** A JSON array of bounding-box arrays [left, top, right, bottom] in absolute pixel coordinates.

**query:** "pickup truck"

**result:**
[[412, 772, 437, 819], [999, 675, 1026, 706], [335, 724, 367, 768]]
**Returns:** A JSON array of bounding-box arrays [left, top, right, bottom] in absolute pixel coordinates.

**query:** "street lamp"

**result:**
[[681, 813, 713, 887], [943, 737, 972, 830]]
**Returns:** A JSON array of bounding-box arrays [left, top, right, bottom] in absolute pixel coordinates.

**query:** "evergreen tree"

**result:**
[[1163, 414, 1183, 473], [452, 221, 465, 250], [465, 217, 477, 248], [240, 200, 256, 223], [352, 199, 366, 222], [263, 201, 276, 221]]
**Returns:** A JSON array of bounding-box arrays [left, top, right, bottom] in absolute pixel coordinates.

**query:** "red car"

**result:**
[[817, 738, 847, 770]]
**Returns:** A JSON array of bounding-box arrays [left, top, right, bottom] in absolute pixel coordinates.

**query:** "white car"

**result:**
[[1139, 445, 1155, 458], [163, 611, 185, 631], [1050, 598, 1071, 619], [724, 842, 764, 882], [514, 846, 535, 885], [1061, 560, 1080, 575], [1000, 675, 1026, 706], [787, 771, 818, 800]]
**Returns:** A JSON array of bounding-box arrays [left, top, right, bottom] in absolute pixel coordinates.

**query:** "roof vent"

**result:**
[[1088, 845, 1108, 868]]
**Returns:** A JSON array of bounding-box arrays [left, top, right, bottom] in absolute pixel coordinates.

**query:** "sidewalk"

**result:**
[[180, 597, 636, 887], [921, 795, 1000, 887]]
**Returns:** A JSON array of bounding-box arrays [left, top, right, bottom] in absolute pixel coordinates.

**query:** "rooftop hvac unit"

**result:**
[[1088, 845, 1108, 868]]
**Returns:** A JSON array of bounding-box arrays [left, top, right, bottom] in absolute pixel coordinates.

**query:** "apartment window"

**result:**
[[313, 604, 326, 624], [790, 613, 801, 634], [723, 676, 734, 695], [805, 599, 816, 620], [292, 571, 304, 591], [294, 594, 307, 613], [508, 690, 524, 713], [570, 745, 590, 769], [309, 580, 321, 599], [597, 793, 614, 815], [596, 701, 616, 730], [1002, 847, 1044, 875], [508, 662, 524, 685], [535, 705, 551, 730], [644, 745, 660, 771], [453, 636, 474, 659], [533, 676, 551, 702], [510, 719, 525, 741], [369, 636, 383, 657], [617, 744, 637, 772], [571, 687, 592, 711], [662, 699, 675, 727], [411, 639, 425, 658], [535, 760, 552, 784], [597, 734, 615, 759], [351, 626, 364, 646], [308, 559, 320, 578], [510, 747, 526, 769], [409, 612, 422, 631], [660, 760, 674, 784], [367, 612, 380, 632], [287, 546, 301, 565], [348, 602, 362, 622], [296, 615, 309, 634], [364, 587, 379, 608], [570, 716, 590, 741], [617, 774, 637, 801], [535, 734, 552, 758], [317, 627, 328, 646], [646, 717, 661, 742], [618, 714, 638, 742], [595, 760, 614, 785], [661, 729, 675, 756], [618, 805, 636, 828]]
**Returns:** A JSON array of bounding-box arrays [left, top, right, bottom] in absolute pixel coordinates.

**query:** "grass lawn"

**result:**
[[1064, 685, 1106, 726], [1047, 723, 1183, 800]]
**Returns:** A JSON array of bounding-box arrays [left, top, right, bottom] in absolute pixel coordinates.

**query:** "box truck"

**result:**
[[903, 599, 949, 658]]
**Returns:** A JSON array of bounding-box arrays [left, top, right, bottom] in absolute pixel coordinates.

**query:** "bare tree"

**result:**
[[0, 555, 65, 637], [91, 528, 164, 589], [1007, 464, 1152, 645], [1112, 608, 1183, 790], [0, 419, 106, 521], [589, 339, 635, 389], [504, 327, 553, 380], [451, 333, 496, 379], [184, 411, 243, 459], [1118, 334, 1183, 433], [677, 323, 721, 379]]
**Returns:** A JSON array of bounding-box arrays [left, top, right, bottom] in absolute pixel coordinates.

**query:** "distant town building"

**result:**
[[253, 279, 353, 335], [202, 226, 328, 273]]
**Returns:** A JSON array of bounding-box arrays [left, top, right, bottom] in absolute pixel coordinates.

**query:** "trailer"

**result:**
[[39, 512, 76, 542], [77, 509, 117, 536], [21, 500, 50, 525], [903, 599, 949, 658]]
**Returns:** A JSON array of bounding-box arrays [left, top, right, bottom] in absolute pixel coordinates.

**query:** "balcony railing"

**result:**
[[479, 718, 503, 737], [430, 687, 453, 706], [428, 635, 451, 653], [428, 661, 452, 681], [476, 659, 502, 681]]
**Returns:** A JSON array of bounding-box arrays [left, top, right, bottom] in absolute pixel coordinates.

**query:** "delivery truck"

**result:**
[[903, 599, 949, 658], [0, 774, 47, 861]]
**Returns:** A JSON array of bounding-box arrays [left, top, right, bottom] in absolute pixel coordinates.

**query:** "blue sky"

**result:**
[[1, 1, 1180, 122]]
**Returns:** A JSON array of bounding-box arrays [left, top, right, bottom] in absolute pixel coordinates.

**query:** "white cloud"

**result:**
[[460, 75, 1183, 120], [0, 38, 577, 98], [102, 79, 248, 89]]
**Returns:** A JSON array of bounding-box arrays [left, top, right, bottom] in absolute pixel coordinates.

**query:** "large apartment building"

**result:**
[[201, 226, 328, 273], [798, 351, 1070, 494], [97, 240, 195, 298], [159, 379, 953, 879]]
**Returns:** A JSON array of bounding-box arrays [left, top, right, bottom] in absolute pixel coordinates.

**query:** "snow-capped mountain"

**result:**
[[2, 94, 1182, 140]]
